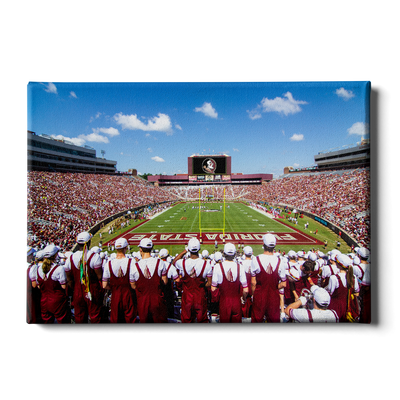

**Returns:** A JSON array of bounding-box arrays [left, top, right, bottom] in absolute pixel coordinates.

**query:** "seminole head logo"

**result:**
[[202, 158, 217, 174]]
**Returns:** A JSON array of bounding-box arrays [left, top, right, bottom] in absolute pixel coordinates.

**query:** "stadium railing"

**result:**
[[71, 200, 173, 252]]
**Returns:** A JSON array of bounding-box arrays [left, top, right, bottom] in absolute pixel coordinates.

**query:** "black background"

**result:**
[[192, 156, 227, 175]]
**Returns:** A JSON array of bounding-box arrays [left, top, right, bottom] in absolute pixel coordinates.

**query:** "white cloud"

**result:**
[[336, 87, 355, 101], [147, 147, 153, 152], [290, 133, 304, 141], [194, 102, 218, 119], [42, 82, 58, 94], [233, 148, 239, 152], [293, 163, 300, 168], [145, 133, 151, 137], [114, 112, 172, 133], [51, 130, 109, 146], [151, 156, 165, 162], [247, 92, 307, 119], [247, 108, 262, 120], [92, 127, 120, 137], [175, 124, 182, 130], [90, 112, 102, 123], [347, 122, 369, 136], [51, 134, 85, 147], [70, 91, 77, 99], [260, 92, 308, 116], [80, 132, 109, 143]]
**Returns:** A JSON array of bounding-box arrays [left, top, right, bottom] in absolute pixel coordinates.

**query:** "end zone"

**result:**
[[104, 219, 324, 247], [105, 231, 323, 246], [121, 232, 322, 246]]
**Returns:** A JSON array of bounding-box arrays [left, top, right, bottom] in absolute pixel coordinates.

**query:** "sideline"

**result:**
[[148, 206, 173, 220], [249, 205, 275, 219], [249, 205, 300, 234]]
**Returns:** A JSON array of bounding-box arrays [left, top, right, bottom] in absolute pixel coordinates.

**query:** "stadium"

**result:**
[[27, 133, 370, 251], [27, 129, 370, 324]]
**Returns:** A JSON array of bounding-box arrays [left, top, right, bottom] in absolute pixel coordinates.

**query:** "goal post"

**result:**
[[199, 187, 226, 237], [223, 187, 226, 234], [198, 187, 201, 235]]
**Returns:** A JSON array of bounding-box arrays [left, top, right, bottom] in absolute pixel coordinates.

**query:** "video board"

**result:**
[[191, 156, 228, 175]]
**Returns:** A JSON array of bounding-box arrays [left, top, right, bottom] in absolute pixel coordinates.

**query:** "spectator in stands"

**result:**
[[23, 246, 37, 325], [130, 238, 168, 323], [65, 232, 104, 323], [173, 238, 212, 323], [28, 171, 179, 250], [356, 247, 371, 323], [159, 249, 180, 319], [326, 253, 359, 322], [250, 234, 287, 323], [284, 285, 339, 322], [241, 246, 253, 318], [35, 244, 70, 324], [102, 237, 137, 323], [211, 243, 248, 323]]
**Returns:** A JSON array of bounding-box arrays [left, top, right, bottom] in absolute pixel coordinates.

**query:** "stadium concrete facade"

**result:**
[[27, 131, 117, 174]]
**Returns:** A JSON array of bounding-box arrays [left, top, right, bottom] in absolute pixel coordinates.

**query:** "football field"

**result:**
[[105, 202, 325, 253]]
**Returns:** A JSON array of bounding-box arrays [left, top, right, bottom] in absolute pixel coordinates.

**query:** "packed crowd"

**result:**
[[27, 172, 179, 250], [251, 169, 370, 248], [168, 185, 249, 201], [164, 168, 370, 246], [27, 169, 370, 252], [27, 232, 371, 324]]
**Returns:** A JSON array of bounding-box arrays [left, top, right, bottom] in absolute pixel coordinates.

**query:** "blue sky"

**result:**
[[27, 81, 370, 177]]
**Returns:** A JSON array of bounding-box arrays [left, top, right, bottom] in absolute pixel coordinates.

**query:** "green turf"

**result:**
[[133, 202, 289, 234], [91, 202, 352, 256]]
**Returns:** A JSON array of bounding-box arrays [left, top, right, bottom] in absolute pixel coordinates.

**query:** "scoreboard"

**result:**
[[188, 154, 231, 176], [147, 153, 271, 186], [187, 155, 231, 183]]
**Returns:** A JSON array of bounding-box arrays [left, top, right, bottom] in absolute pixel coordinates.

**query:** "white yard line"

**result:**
[[148, 207, 172, 220], [249, 206, 275, 219], [248, 206, 297, 233]]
